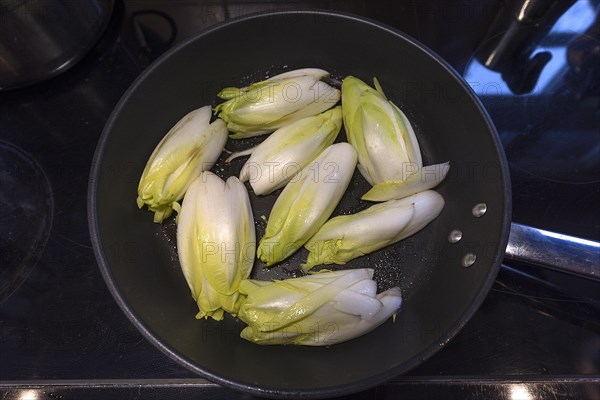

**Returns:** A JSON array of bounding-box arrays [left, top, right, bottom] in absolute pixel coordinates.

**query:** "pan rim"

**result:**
[[88, 9, 512, 399]]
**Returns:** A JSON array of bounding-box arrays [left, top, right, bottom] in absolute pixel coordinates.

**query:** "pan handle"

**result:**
[[504, 223, 600, 281]]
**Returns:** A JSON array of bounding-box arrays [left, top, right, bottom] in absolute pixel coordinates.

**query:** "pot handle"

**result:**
[[504, 223, 600, 281]]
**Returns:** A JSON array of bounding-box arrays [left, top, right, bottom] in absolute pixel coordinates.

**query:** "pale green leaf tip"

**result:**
[[373, 77, 387, 99], [307, 268, 333, 275], [229, 132, 245, 139], [217, 87, 241, 100], [148, 203, 175, 224], [228, 130, 270, 140], [196, 309, 225, 321], [300, 261, 315, 273], [153, 210, 165, 224], [361, 180, 405, 201], [257, 245, 276, 267], [171, 201, 181, 213], [362, 161, 451, 202]]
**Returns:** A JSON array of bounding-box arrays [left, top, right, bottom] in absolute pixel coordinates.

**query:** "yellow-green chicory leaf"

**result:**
[[362, 162, 450, 202]]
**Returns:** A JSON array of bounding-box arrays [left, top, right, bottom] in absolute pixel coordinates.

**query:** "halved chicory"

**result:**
[[176, 171, 256, 320], [226, 106, 343, 195], [342, 76, 448, 201], [303, 190, 445, 271], [215, 68, 340, 139], [256, 142, 357, 266], [137, 106, 228, 223], [238, 268, 402, 345]]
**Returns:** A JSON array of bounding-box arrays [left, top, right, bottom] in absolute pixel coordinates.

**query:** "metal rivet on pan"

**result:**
[[448, 229, 463, 243], [462, 253, 477, 267], [472, 203, 487, 217]]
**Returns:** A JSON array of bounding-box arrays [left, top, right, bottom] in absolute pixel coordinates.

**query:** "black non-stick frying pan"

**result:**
[[88, 11, 597, 399]]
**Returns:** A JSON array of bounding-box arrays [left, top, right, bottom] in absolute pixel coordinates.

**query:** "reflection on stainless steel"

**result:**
[[516, 0, 558, 22], [475, 0, 578, 94], [505, 223, 600, 280], [462, 253, 477, 268], [0, 0, 115, 90], [18, 389, 39, 400], [471, 203, 487, 218], [448, 229, 463, 243], [509, 383, 533, 400]]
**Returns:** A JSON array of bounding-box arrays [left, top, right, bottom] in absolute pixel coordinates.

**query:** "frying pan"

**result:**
[[88, 10, 598, 398]]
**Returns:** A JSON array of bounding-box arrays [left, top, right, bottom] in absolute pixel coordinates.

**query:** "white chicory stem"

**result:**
[[136, 106, 228, 223], [257, 142, 357, 266], [303, 190, 445, 271], [215, 68, 341, 139], [176, 171, 256, 320]]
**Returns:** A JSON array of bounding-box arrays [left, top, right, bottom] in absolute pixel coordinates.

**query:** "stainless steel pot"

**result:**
[[0, 0, 115, 90]]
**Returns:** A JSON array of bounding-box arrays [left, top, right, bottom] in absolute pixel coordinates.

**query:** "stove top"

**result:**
[[1, 1, 599, 399]]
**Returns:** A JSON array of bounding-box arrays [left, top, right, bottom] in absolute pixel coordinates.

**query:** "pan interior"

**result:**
[[91, 11, 509, 397]]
